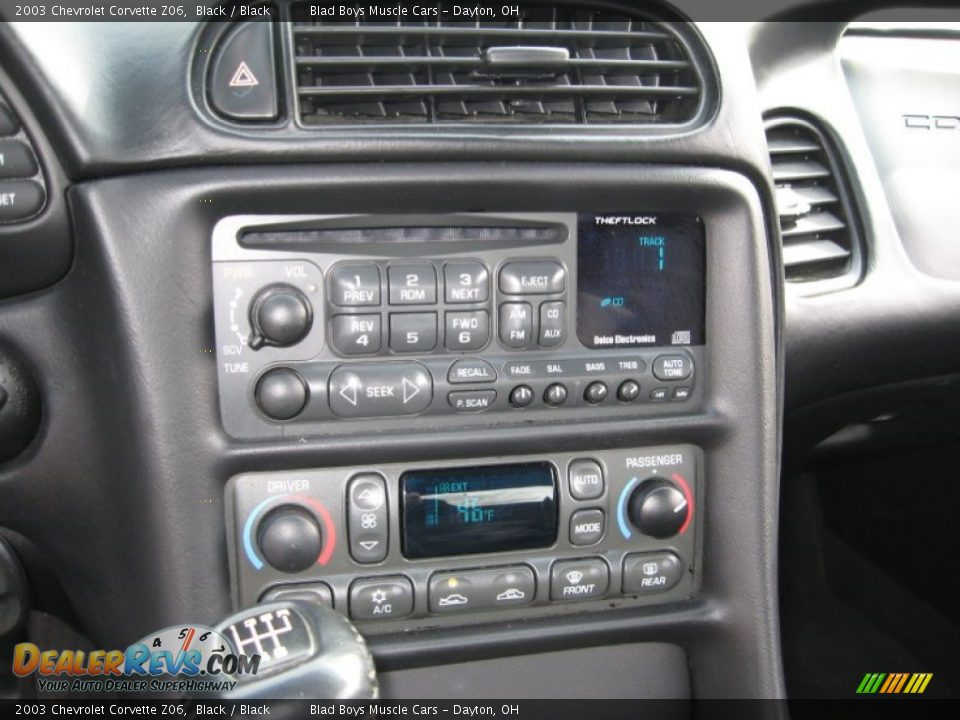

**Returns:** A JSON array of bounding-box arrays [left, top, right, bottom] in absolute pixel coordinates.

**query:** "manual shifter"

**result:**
[[200, 599, 378, 700]]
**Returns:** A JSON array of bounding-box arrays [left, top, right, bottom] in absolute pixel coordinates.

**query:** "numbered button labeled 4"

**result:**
[[332, 314, 382, 355]]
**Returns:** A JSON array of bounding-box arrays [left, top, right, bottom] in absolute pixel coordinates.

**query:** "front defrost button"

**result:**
[[209, 21, 279, 121]]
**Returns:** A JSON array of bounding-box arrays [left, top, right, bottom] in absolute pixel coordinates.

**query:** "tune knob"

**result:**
[[249, 284, 313, 350], [626, 477, 689, 539], [257, 505, 323, 573]]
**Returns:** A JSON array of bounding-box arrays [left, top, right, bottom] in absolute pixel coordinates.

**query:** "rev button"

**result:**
[[328, 363, 432, 418]]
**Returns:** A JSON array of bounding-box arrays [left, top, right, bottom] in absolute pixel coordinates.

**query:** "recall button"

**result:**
[[448, 390, 496, 413], [448, 358, 497, 384], [329, 362, 432, 418]]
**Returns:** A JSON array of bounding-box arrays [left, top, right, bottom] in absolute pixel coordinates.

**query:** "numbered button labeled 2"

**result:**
[[445, 311, 490, 351], [389, 265, 437, 305], [390, 313, 437, 353], [332, 314, 382, 355], [348, 474, 388, 564]]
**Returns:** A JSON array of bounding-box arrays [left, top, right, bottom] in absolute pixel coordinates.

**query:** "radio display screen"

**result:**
[[401, 463, 557, 560], [576, 212, 706, 349]]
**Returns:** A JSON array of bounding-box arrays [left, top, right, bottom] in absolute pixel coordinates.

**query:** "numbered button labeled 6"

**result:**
[[348, 474, 388, 564]]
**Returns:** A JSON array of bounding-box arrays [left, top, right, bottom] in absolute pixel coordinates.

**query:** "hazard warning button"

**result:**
[[209, 21, 278, 121]]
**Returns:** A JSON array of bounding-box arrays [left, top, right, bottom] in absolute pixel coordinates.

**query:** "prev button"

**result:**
[[329, 363, 432, 418]]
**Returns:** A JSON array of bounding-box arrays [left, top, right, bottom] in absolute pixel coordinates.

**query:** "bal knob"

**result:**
[[249, 284, 313, 350], [257, 505, 323, 573], [627, 477, 689, 539]]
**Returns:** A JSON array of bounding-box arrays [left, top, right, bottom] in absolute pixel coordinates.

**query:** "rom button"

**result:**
[[329, 363, 432, 418]]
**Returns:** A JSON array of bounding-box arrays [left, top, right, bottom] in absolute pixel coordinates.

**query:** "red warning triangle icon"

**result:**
[[229, 61, 259, 88]]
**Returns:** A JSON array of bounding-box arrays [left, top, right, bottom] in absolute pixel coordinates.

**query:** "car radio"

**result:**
[[212, 212, 707, 439], [226, 445, 701, 628]]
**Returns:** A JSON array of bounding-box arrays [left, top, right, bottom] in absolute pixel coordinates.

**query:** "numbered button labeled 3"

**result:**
[[332, 314, 382, 355], [348, 474, 388, 564], [444, 262, 489, 304]]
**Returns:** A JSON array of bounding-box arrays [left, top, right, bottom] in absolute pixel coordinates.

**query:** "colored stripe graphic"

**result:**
[[857, 672, 933, 694]]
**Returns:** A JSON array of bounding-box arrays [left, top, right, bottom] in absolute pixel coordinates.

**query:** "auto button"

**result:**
[[329, 363, 432, 418]]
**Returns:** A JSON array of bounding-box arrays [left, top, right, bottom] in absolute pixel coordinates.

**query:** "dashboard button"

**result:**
[[429, 566, 535, 613], [499, 261, 566, 295], [445, 310, 490, 351], [623, 552, 683, 595], [653, 354, 693, 381], [329, 264, 381, 307], [550, 559, 609, 602], [499, 302, 533, 348], [0, 180, 43, 222], [388, 264, 437, 305], [650, 388, 669, 402], [0, 140, 38, 179], [569, 460, 604, 500], [448, 358, 496, 384], [328, 362, 432, 418], [448, 390, 496, 412], [509, 385, 534, 408], [389, 313, 437, 353], [0, 106, 19, 136], [255, 368, 309, 421], [617, 380, 641, 402], [539, 301, 566, 347], [350, 576, 414, 621], [673, 387, 691, 401], [209, 21, 279, 121], [261, 582, 333, 608], [444, 262, 489, 303], [331, 314, 382, 355], [544, 383, 568, 407], [348, 474, 388, 564], [570, 509, 605, 546], [584, 381, 608, 404]]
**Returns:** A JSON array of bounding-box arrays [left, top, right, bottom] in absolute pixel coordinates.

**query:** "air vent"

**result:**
[[291, 4, 704, 125], [765, 118, 862, 285]]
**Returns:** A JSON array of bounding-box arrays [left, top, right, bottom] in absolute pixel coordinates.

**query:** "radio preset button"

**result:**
[[499, 302, 533, 348], [617, 380, 641, 403], [388, 264, 437, 305], [328, 362, 432, 418], [550, 559, 609, 602], [448, 358, 496, 384], [445, 263, 489, 304], [449, 390, 496, 413], [539, 301, 566, 347], [544, 383, 568, 407], [445, 310, 490, 351], [329, 264, 381, 307], [331, 314, 382, 355], [499, 261, 566, 295], [509, 385, 534, 409], [350, 576, 414, 621], [623, 552, 683, 595], [348, 474, 388, 564], [389, 312, 437, 353], [653, 354, 693, 381], [569, 460, 604, 500], [584, 381, 608, 404], [569, 509, 605, 546]]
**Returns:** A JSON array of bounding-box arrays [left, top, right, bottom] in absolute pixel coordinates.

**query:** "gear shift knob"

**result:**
[[200, 600, 378, 700]]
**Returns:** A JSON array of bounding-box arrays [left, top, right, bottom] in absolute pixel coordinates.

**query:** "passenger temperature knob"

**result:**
[[249, 284, 313, 350], [627, 477, 689, 539]]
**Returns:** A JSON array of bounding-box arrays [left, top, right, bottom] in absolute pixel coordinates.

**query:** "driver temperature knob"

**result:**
[[249, 284, 313, 350], [627, 477, 689, 539], [257, 505, 323, 573]]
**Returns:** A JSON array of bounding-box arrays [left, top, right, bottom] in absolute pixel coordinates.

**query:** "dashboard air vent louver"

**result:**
[[765, 118, 861, 284], [291, 4, 703, 125]]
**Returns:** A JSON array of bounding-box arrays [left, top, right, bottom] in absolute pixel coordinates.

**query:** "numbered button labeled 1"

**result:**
[[332, 314, 382, 355], [348, 474, 388, 564]]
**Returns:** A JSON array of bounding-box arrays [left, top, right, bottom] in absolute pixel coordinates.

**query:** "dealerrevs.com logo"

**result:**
[[12, 624, 260, 694]]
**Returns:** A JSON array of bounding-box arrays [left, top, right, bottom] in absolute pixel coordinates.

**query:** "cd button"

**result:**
[[448, 358, 497, 384], [499, 261, 566, 295], [539, 301, 566, 347], [448, 390, 496, 413], [499, 302, 533, 349], [550, 559, 609, 602]]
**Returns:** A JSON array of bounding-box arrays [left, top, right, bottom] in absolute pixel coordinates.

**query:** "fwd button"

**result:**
[[329, 363, 432, 418]]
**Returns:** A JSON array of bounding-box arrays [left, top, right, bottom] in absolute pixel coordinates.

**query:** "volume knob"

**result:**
[[249, 284, 313, 350], [627, 477, 689, 539]]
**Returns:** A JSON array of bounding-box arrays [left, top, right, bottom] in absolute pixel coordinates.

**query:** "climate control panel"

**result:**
[[212, 212, 707, 439], [227, 445, 701, 630]]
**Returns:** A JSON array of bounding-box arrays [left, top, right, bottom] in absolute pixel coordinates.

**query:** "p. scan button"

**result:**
[[329, 362, 432, 418]]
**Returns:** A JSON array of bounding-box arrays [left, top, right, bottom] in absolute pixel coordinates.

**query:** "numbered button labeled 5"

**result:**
[[390, 313, 437, 353], [332, 314, 382, 355], [348, 474, 388, 564]]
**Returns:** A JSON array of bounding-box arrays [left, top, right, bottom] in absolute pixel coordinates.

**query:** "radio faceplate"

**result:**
[[227, 445, 701, 631], [212, 212, 706, 439]]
